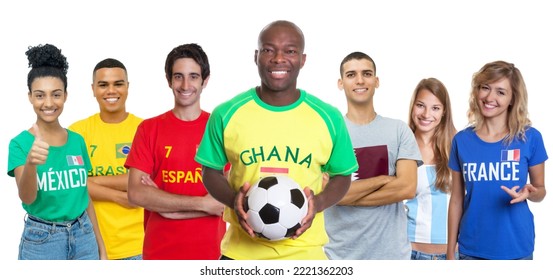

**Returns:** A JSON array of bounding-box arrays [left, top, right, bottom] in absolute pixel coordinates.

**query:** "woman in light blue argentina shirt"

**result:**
[[404, 78, 457, 260]]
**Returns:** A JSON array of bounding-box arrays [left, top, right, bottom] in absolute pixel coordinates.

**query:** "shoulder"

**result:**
[[67, 129, 86, 142], [524, 126, 542, 136], [200, 110, 210, 120], [375, 115, 411, 131], [68, 113, 99, 129], [523, 126, 545, 142], [210, 88, 256, 121], [377, 115, 405, 125], [215, 88, 255, 111], [454, 126, 475, 137], [140, 110, 171, 125], [127, 113, 144, 123], [302, 90, 343, 121], [10, 130, 32, 144], [451, 127, 476, 144], [303, 91, 340, 112]]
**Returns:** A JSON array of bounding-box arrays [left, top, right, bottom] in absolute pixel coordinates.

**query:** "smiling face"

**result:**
[[411, 88, 444, 134], [255, 22, 306, 96], [338, 58, 379, 106], [29, 76, 67, 124], [477, 77, 513, 121], [92, 67, 128, 116], [169, 57, 208, 109]]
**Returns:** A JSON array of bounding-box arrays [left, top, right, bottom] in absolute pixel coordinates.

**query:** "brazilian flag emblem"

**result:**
[[116, 143, 132, 158]]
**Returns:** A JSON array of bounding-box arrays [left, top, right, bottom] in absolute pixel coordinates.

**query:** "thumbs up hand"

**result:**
[[27, 123, 49, 165]]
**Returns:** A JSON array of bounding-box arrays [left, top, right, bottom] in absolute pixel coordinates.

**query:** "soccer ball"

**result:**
[[244, 175, 308, 241]]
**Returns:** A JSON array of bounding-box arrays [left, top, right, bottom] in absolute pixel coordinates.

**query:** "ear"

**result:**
[[254, 50, 259, 65], [299, 54, 306, 69], [28, 92, 32, 103], [337, 78, 344, 91], [202, 76, 210, 89], [375, 76, 380, 89]]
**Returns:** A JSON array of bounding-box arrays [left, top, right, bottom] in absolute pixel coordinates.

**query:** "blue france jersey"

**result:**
[[448, 127, 547, 259]]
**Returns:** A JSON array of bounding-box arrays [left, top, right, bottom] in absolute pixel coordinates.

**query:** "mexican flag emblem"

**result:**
[[66, 155, 84, 166]]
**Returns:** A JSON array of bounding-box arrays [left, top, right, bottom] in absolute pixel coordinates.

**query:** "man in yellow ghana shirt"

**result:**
[[69, 58, 144, 260], [195, 20, 358, 259]]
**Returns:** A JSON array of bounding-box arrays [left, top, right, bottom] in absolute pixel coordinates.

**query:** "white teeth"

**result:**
[[272, 71, 287, 74], [484, 103, 496, 109], [105, 98, 118, 103], [42, 109, 55, 114], [353, 89, 367, 92]]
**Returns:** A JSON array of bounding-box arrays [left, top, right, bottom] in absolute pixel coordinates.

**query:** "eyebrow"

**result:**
[[97, 79, 126, 83], [483, 84, 508, 91], [345, 69, 374, 75], [174, 72, 201, 77], [415, 100, 443, 107], [32, 89, 64, 94]]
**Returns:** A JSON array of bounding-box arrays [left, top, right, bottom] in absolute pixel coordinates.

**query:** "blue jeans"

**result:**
[[19, 211, 99, 260], [118, 254, 143, 260], [411, 250, 449, 260], [459, 253, 533, 260]]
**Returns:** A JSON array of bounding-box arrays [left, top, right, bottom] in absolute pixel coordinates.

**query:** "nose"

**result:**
[[271, 50, 285, 63], [422, 107, 431, 117], [43, 95, 54, 107], [355, 74, 364, 85], [107, 84, 117, 94], [479, 87, 494, 101], [181, 77, 190, 89], [482, 90, 495, 103]]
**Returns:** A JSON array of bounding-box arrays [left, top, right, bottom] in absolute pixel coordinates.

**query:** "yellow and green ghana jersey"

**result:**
[[195, 88, 358, 260]]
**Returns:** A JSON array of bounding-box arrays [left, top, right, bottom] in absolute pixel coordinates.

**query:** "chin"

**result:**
[[416, 126, 436, 133]]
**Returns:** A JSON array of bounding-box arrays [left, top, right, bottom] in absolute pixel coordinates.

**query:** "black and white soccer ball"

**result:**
[[244, 175, 308, 241]]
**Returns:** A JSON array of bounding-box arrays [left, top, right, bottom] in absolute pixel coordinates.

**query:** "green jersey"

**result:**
[[8, 130, 91, 222]]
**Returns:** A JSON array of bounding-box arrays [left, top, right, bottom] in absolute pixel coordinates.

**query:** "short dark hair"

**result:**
[[93, 58, 127, 81], [164, 43, 210, 84], [339, 51, 376, 77], [26, 44, 69, 91]]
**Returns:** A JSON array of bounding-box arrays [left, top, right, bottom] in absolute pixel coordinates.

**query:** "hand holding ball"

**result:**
[[244, 175, 308, 241]]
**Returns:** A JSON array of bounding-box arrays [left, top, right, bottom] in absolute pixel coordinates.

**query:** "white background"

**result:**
[[1, 0, 551, 277]]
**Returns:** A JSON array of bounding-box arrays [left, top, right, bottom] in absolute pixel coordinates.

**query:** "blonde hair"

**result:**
[[468, 61, 531, 144], [408, 78, 456, 193]]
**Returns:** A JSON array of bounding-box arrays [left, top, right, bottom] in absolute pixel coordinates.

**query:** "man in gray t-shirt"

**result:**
[[324, 52, 422, 260]]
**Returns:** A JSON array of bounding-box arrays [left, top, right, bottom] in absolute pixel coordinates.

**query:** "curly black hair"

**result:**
[[26, 44, 69, 92]]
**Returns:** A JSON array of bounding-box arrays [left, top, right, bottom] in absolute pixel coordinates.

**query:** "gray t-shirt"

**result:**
[[324, 114, 422, 260]]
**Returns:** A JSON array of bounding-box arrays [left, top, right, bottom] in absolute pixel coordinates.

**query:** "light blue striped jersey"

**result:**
[[405, 164, 449, 244]]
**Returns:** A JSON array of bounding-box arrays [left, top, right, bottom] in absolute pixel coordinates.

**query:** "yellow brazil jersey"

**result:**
[[69, 113, 144, 259], [195, 88, 358, 260]]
